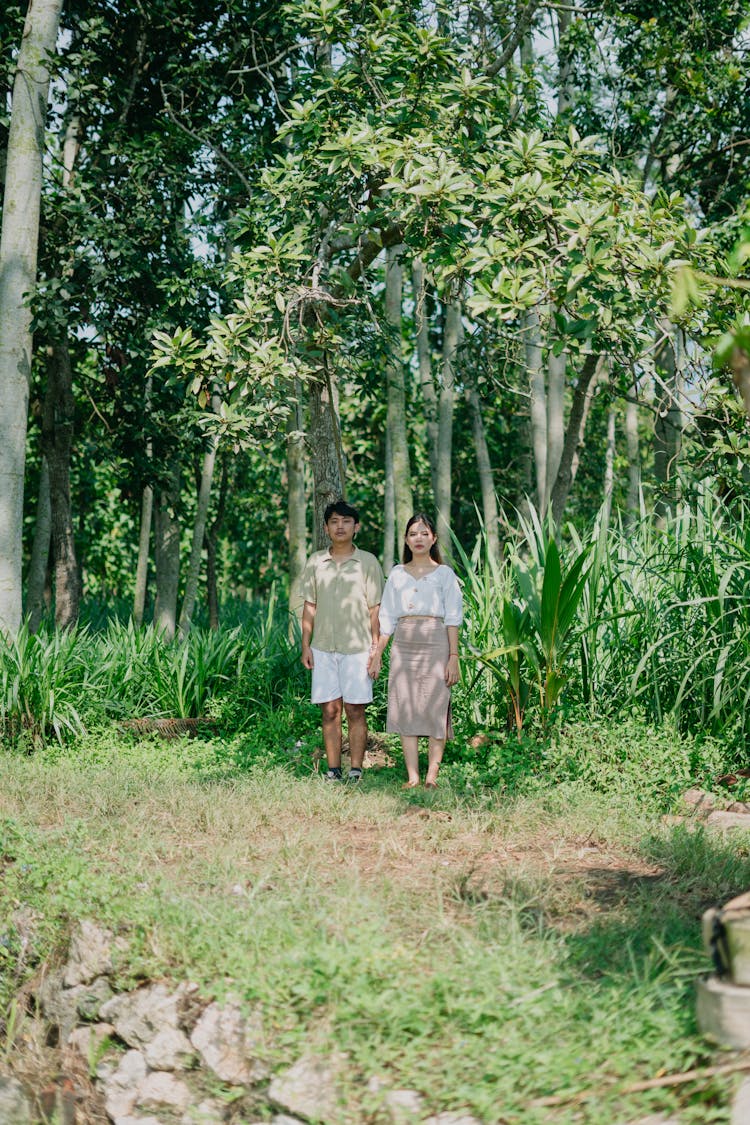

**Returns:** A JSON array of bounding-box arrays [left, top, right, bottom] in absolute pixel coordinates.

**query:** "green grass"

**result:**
[[1, 727, 748, 1124]]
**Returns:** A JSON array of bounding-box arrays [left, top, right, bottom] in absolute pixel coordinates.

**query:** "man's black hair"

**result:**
[[324, 499, 360, 523]]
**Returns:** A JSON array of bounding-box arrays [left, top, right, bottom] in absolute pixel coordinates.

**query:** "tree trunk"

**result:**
[[178, 400, 220, 639], [383, 426, 396, 573], [41, 343, 80, 629], [385, 244, 412, 537], [466, 377, 501, 568], [550, 353, 603, 527], [286, 384, 307, 626], [153, 469, 181, 640], [546, 347, 565, 505], [308, 358, 345, 550], [413, 257, 438, 501], [625, 384, 641, 526], [133, 482, 153, 628], [601, 401, 616, 532], [436, 297, 461, 557], [0, 0, 64, 635], [653, 323, 684, 526], [205, 460, 228, 631], [26, 456, 51, 632], [524, 308, 547, 512]]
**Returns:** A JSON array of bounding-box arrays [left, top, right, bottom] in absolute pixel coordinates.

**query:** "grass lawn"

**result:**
[[1, 728, 749, 1124]]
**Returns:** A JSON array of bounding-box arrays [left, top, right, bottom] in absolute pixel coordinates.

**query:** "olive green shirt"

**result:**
[[301, 547, 384, 654]]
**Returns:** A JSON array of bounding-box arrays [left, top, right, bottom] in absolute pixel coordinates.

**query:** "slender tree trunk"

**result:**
[[436, 297, 460, 556], [133, 377, 153, 627], [0, 0, 64, 635], [383, 426, 396, 573], [133, 483, 153, 628], [524, 308, 547, 512], [205, 461, 228, 631], [413, 257, 438, 501], [653, 323, 684, 526], [385, 244, 412, 537], [556, 8, 573, 116], [550, 353, 603, 526], [625, 384, 641, 526], [41, 343, 79, 629], [178, 397, 220, 639], [601, 401, 616, 532], [26, 456, 51, 632], [309, 358, 345, 550], [153, 469, 181, 640], [546, 347, 565, 504], [287, 384, 307, 626], [466, 377, 500, 568]]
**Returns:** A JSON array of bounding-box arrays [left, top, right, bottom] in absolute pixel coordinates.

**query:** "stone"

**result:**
[[143, 1028, 195, 1071], [383, 1088, 425, 1122], [181, 1099, 229, 1124], [424, 1115, 483, 1125], [705, 810, 750, 830], [682, 788, 716, 814], [190, 998, 267, 1085], [76, 976, 114, 1020], [268, 1054, 343, 1122], [114, 1118, 167, 1125], [66, 1021, 116, 1064], [697, 974, 750, 1048], [103, 1049, 149, 1119], [100, 982, 193, 1049], [63, 920, 116, 987], [0, 1075, 33, 1125], [732, 1077, 750, 1125], [139, 1070, 192, 1111], [37, 971, 85, 1042]]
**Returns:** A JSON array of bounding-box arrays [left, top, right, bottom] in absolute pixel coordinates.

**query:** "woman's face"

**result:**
[[405, 520, 436, 556]]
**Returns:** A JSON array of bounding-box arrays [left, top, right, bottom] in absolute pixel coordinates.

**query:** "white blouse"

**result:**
[[379, 564, 463, 635]]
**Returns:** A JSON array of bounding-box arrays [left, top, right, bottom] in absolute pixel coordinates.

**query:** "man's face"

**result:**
[[326, 513, 359, 544]]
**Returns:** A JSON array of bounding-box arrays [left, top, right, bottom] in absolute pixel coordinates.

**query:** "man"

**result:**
[[300, 500, 384, 782]]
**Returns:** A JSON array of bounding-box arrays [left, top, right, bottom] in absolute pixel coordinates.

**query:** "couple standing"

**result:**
[[300, 500, 463, 788]]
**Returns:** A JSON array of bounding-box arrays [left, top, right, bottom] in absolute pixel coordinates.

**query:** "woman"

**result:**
[[368, 514, 463, 789]]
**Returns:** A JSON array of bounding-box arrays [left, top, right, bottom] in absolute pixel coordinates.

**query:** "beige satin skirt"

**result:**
[[386, 617, 454, 740]]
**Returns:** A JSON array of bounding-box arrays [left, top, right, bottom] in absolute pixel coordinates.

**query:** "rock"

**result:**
[[383, 1088, 425, 1122], [114, 1118, 167, 1125], [190, 998, 267, 1085], [101, 982, 195, 1049], [63, 920, 116, 987], [37, 970, 85, 1042], [139, 1070, 192, 1112], [144, 1027, 195, 1071], [181, 1099, 229, 1124], [104, 1049, 149, 1119], [268, 1054, 343, 1121], [697, 974, 750, 1047], [424, 1115, 482, 1125], [732, 1076, 750, 1125], [682, 788, 716, 814], [76, 976, 114, 1019], [66, 1021, 115, 1064], [0, 1074, 33, 1125], [705, 810, 750, 830]]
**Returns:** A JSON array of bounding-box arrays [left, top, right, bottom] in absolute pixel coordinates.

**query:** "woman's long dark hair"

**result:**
[[402, 513, 443, 564]]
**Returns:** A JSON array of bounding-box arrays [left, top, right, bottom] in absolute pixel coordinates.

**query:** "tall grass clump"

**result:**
[[456, 489, 750, 767], [0, 591, 307, 749]]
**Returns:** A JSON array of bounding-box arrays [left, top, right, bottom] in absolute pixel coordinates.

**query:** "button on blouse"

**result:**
[[379, 564, 463, 636]]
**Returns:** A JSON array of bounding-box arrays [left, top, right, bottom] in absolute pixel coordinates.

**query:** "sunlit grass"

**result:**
[[0, 736, 746, 1123]]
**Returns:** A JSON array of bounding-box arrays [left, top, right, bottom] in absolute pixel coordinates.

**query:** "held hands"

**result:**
[[301, 644, 314, 670], [367, 649, 382, 680], [445, 654, 459, 687]]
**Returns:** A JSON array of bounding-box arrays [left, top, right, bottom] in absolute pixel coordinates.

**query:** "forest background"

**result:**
[[3, 3, 750, 1122]]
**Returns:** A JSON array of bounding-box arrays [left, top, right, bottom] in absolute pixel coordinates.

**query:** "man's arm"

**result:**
[[301, 601, 316, 669]]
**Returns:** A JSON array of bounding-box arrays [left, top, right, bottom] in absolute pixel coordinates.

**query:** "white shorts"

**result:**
[[310, 647, 373, 705]]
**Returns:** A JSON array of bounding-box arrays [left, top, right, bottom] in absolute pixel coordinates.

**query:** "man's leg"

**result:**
[[321, 698, 343, 769], [343, 702, 367, 769]]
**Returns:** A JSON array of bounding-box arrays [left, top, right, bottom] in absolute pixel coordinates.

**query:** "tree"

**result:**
[[0, 0, 64, 635]]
